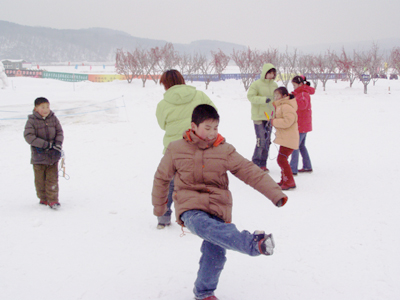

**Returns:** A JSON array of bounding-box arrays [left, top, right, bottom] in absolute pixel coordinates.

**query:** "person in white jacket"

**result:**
[[0, 61, 9, 89]]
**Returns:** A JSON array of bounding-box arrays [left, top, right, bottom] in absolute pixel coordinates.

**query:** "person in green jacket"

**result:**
[[247, 63, 278, 172], [155, 69, 216, 229]]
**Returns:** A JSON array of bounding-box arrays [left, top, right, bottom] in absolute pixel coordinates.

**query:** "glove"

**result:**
[[276, 197, 288, 207], [266, 98, 271, 103], [45, 141, 53, 149], [52, 143, 62, 152]]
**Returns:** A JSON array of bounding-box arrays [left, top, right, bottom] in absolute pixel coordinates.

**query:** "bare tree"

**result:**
[[155, 43, 179, 74], [185, 52, 202, 83], [370, 42, 383, 86], [260, 48, 280, 67], [389, 47, 400, 75], [335, 48, 357, 87], [307, 54, 319, 89], [211, 49, 230, 80], [312, 51, 336, 91], [231, 47, 263, 91], [297, 53, 312, 78], [176, 52, 190, 75], [147, 47, 163, 84], [353, 49, 373, 94], [389, 47, 400, 76], [278, 47, 298, 87], [115, 48, 138, 83], [134, 47, 159, 87], [198, 53, 216, 89]]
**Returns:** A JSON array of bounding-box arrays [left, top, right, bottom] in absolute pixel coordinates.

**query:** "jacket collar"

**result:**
[[183, 129, 225, 149]]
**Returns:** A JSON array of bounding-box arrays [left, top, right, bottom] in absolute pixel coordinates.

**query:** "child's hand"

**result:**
[[276, 197, 288, 207], [45, 141, 53, 149], [52, 144, 62, 152]]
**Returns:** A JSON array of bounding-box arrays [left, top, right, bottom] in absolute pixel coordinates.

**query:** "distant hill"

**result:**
[[285, 38, 400, 56], [0, 20, 247, 63]]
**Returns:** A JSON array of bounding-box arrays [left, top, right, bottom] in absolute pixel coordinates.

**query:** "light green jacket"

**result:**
[[156, 84, 216, 153], [247, 63, 278, 121]]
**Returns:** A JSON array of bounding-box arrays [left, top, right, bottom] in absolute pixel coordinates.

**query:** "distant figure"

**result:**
[[155, 69, 216, 229], [24, 97, 64, 209], [247, 63, 278, 172], [271, 87, 299, 190], [0, 61, 9, 89], [290, 75, 315, 175]]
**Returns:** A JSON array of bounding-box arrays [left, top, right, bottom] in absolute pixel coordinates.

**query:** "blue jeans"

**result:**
[[181, 210, 261, 299], [290, 132, 312, 173], [252, 121, 272, 168], [157, 178, 174, 224]]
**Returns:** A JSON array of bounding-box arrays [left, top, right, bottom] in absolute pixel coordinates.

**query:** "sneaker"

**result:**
[[298, 169, 312, 173], [260, 166, 269, 172], [157, 222, 171, 229], [39, 200, 48, 205], [292, 172, 298, 176], [254, 230, 275, 255], [48, 202, 61, 209], [280, 183, 296, 190], [202, 296, 219, 300]]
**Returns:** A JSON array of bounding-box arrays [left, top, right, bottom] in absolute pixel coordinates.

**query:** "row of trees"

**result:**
[[115, 43, 400, 94], [115, 43, 229, 89]]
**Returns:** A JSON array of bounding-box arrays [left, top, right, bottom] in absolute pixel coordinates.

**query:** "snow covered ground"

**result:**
[[0, 70, 399, 300]]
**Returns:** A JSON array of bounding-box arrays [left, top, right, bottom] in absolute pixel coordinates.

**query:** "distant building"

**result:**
[[1, 59, 31, 69]]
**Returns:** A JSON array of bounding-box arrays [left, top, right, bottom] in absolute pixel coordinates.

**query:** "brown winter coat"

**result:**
[[24, 110, 64, 165], [152, 129, 287, 225], [272, 96, 299, 150]]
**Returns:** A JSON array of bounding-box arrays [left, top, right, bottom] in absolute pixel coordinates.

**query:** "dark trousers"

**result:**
[[252, 121, 272, 168], [33, 164, 59, 204]]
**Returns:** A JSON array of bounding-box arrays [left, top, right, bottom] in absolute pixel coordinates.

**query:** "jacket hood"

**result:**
[[274, 96, 298, 111], [294, 84, 315, 95], [163, 84, 198, 105], [260, 63, 276, 81], [183, 129, 225, 149]]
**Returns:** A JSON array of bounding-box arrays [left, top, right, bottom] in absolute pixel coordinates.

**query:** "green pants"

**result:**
[[33, 164, 59, 204]]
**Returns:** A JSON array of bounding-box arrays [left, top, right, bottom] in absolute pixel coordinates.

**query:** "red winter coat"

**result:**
[[292, 85, 314, 133]]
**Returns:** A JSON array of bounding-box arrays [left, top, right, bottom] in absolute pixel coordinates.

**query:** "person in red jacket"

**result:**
[[289, 76, 315, 175]]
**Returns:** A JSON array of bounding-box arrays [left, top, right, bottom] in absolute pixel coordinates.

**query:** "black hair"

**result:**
[[191, 104, 219, 126], [274, 87, 290, 97], [265, 68, 276, 79], [292, 75, 311, 86], [34, 97, 49, 106]]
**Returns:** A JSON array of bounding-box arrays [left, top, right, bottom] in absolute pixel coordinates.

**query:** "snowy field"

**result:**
[[0, 70, 399, 300]]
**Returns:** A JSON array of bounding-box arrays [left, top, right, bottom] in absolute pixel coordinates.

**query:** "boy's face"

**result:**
[[191, 119, 219, 142], [35, 102, 50, 118]]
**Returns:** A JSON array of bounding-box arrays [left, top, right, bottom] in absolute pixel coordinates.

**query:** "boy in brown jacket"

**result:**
[[24, 97, 64, 209], [152, 104, 288, 300]]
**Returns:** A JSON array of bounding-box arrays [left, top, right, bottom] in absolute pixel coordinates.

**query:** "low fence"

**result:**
[[5, 69, 43, 78], [42, 72, 89, 82], [5, 69, 348, 83]]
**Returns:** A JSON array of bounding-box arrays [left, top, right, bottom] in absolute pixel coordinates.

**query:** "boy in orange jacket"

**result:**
[[152, 104, 288, 300]]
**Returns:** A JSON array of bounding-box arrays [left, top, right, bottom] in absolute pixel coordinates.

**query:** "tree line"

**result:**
[[115, 42, 400, 94]]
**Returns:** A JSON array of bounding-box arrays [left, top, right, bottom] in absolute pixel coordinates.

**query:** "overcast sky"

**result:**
[[1, 0, 399, 50]]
